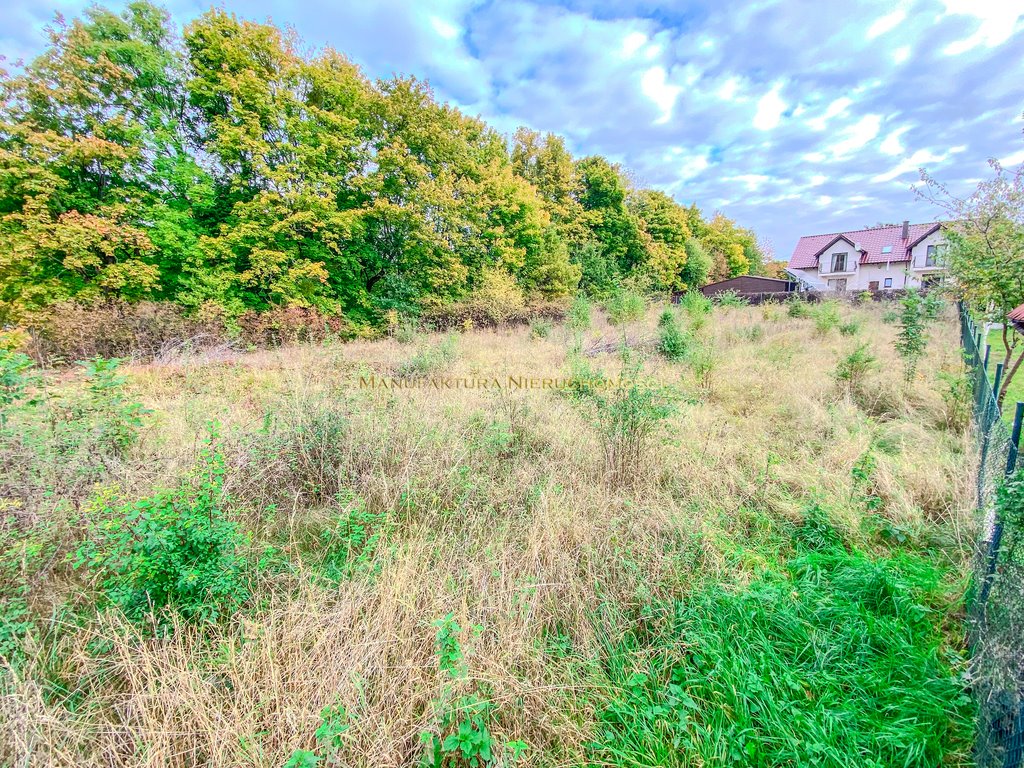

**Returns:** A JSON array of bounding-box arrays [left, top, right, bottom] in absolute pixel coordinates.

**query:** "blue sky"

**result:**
[[3, 0, 1023, 261]]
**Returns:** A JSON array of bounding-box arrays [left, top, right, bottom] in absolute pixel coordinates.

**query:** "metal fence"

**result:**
[[961, 303, 1024, 768]]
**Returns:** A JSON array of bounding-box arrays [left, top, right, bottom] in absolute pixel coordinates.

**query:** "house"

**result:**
[[699, 275, 796, 301], [1010, 304, 1024, 334], [787, 220, 947, 293]]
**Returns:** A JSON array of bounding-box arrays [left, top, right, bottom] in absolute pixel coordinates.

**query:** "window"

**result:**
[[884, 277, 893, 288], [925, 244, 944, 267], [830, 252, 848, 272], [881, 245, 893, 254]]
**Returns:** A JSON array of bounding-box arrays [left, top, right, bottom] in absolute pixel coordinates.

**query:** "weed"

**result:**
[[786, 296, 810, 318], [834, 343, 877, 395], [715, 290, 749, 308], [605, 290, 646, 325], [657, 310, 688, 362], [839, 319, 861, 336], [528, 318, 552, 340], [566, 294, 592, 331], [74, 426, 251, 625], [397, 334, 459, 377], [811, 301, 841, 336], [679, 291, 712, 319], [895, 290, 928, 382]]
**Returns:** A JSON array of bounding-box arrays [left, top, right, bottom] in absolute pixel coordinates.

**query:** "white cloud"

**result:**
[[871, 149, 948, 183], [892, 45, 910, 64], [753, 83, 787, 130], [717, 76, 740, 101], [828, 114, 881, 158], [1000, 149, 1024, 167], [429, 15, 460, 40], [867, 9, 906, 39], [880, 126, 910, 156], [621, 31, 647, 58], [640, 66, 682, 124], [807, 96, 853, 131], [941, 0, 1023, 54], [809, 174, 827, 186], [728, 173, 771, 191]]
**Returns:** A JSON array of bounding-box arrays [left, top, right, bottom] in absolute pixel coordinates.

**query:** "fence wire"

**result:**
[[962, 304, 1024, 768]]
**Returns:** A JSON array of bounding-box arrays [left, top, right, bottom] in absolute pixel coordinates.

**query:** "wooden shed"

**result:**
[[699, 276, 796, 302]]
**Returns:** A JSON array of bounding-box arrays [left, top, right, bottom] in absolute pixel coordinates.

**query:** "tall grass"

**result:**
[[0, 301, 975, 767]]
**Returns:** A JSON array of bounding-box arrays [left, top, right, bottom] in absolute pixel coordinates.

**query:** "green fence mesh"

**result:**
[[962, 303, 1024, 768]]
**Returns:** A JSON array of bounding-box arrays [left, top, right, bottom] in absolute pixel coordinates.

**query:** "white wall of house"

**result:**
[[908, 230, 946, 271]]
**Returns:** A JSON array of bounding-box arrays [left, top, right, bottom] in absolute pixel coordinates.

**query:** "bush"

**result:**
[[923, 291, 944, 322], [895, 290, 928, 382], [839, 319, 861, 336], [882, 309, 899, 324], [74, 429, 251, 624], [566, 294, 592, 331], [680, 291, 712, 319], [529, 318, 553, 339], [605, 290, 646, 325], [786, 297, 810, 318], [715, 290, 749, 308], [237, 306, 354, 347], [811, 301, 841, 335], [567, 353, 676, 486], [834, 343, 877, 394], [657, 310, 688, 362], [26, 300, 226, 364]]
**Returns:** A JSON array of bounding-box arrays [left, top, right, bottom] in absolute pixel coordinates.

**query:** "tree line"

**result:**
[[0, 2, 765, 329]]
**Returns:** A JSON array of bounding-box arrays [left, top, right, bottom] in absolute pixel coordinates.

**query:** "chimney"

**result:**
[[901, 220, 909, 240]]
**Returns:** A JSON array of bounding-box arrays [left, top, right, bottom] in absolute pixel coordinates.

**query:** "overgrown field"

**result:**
[[0, 298, 978, 767]]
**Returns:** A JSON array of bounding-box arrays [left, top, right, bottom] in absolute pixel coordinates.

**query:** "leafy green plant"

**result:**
[[316, 498, 387, 582], [76, 358, 150, 453], [528, 318, 552, 339], [786, 296, 810, 318], [567, 351, 677, 485], [657, 309, 688, 362], [566, 294, 592, 331], [882, 308, 899, 324], [0, 350, 35, 424], [74, 426, 251, 624], [811, 301, 841, 335], [833, 343, 876, 394], [839, 319, 861, 336], [937, 368, 971, 434], [605, 290, 646, 325], [923, 290, 944, 322], [895, 290, 928, 382], [680, 290, 712, 319], [715, 289, 749, 308]]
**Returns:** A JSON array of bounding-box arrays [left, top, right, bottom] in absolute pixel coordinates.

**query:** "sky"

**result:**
[[2, 0, 1023, 262]]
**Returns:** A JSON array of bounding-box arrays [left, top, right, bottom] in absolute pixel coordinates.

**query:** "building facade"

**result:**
[[786, 221, 947, 293]]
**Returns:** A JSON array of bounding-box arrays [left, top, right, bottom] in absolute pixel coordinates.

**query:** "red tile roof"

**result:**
[[788, 222, 941, 269], [1010, 303, 1024, 326]]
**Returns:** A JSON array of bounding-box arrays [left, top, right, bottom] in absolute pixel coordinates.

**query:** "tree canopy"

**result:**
[[0, 2, 766, 327]]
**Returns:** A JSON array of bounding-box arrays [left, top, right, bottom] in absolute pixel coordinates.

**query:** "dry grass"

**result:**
[[0, 301, 975, 767]]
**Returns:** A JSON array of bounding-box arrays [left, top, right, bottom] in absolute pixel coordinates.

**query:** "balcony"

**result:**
[[820, 263, 857, 276]]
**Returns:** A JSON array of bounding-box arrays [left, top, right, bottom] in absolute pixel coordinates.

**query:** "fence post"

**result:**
[[1009, 402, 1024, 476], [984, 344, 991, 370], [994, 362, 1005, 401]]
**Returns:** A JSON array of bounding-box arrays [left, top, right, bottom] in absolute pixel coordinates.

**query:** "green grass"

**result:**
[[984, 329, 1024, 419], [590, 515, 973, 768]]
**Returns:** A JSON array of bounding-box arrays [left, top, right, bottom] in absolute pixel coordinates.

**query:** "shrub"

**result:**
[[923, 291, 944, 322], [811, 301, 841, 335], [937, 369, 971, 435], [605, 290, 646, 325], [882, 309, 899, 324], [463, 268, 526, 325], [657, 310, 688, 362], [857, 290, 874, 303], [895, 290, 928, 382], [567, 353, 677, 486], [237, 306, 354, 347], [566, 294, 592, 331], [680, 290, 712, 319], [74, 429, 251, 624], [715, 290, 749, 308], [687, 341, 717, 393], [529, 318, 553, 339], [834, 343, 877, 395], [838, 319, 861, 336], [786, 297, 810, 318], [26, 300, 227, 364]]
